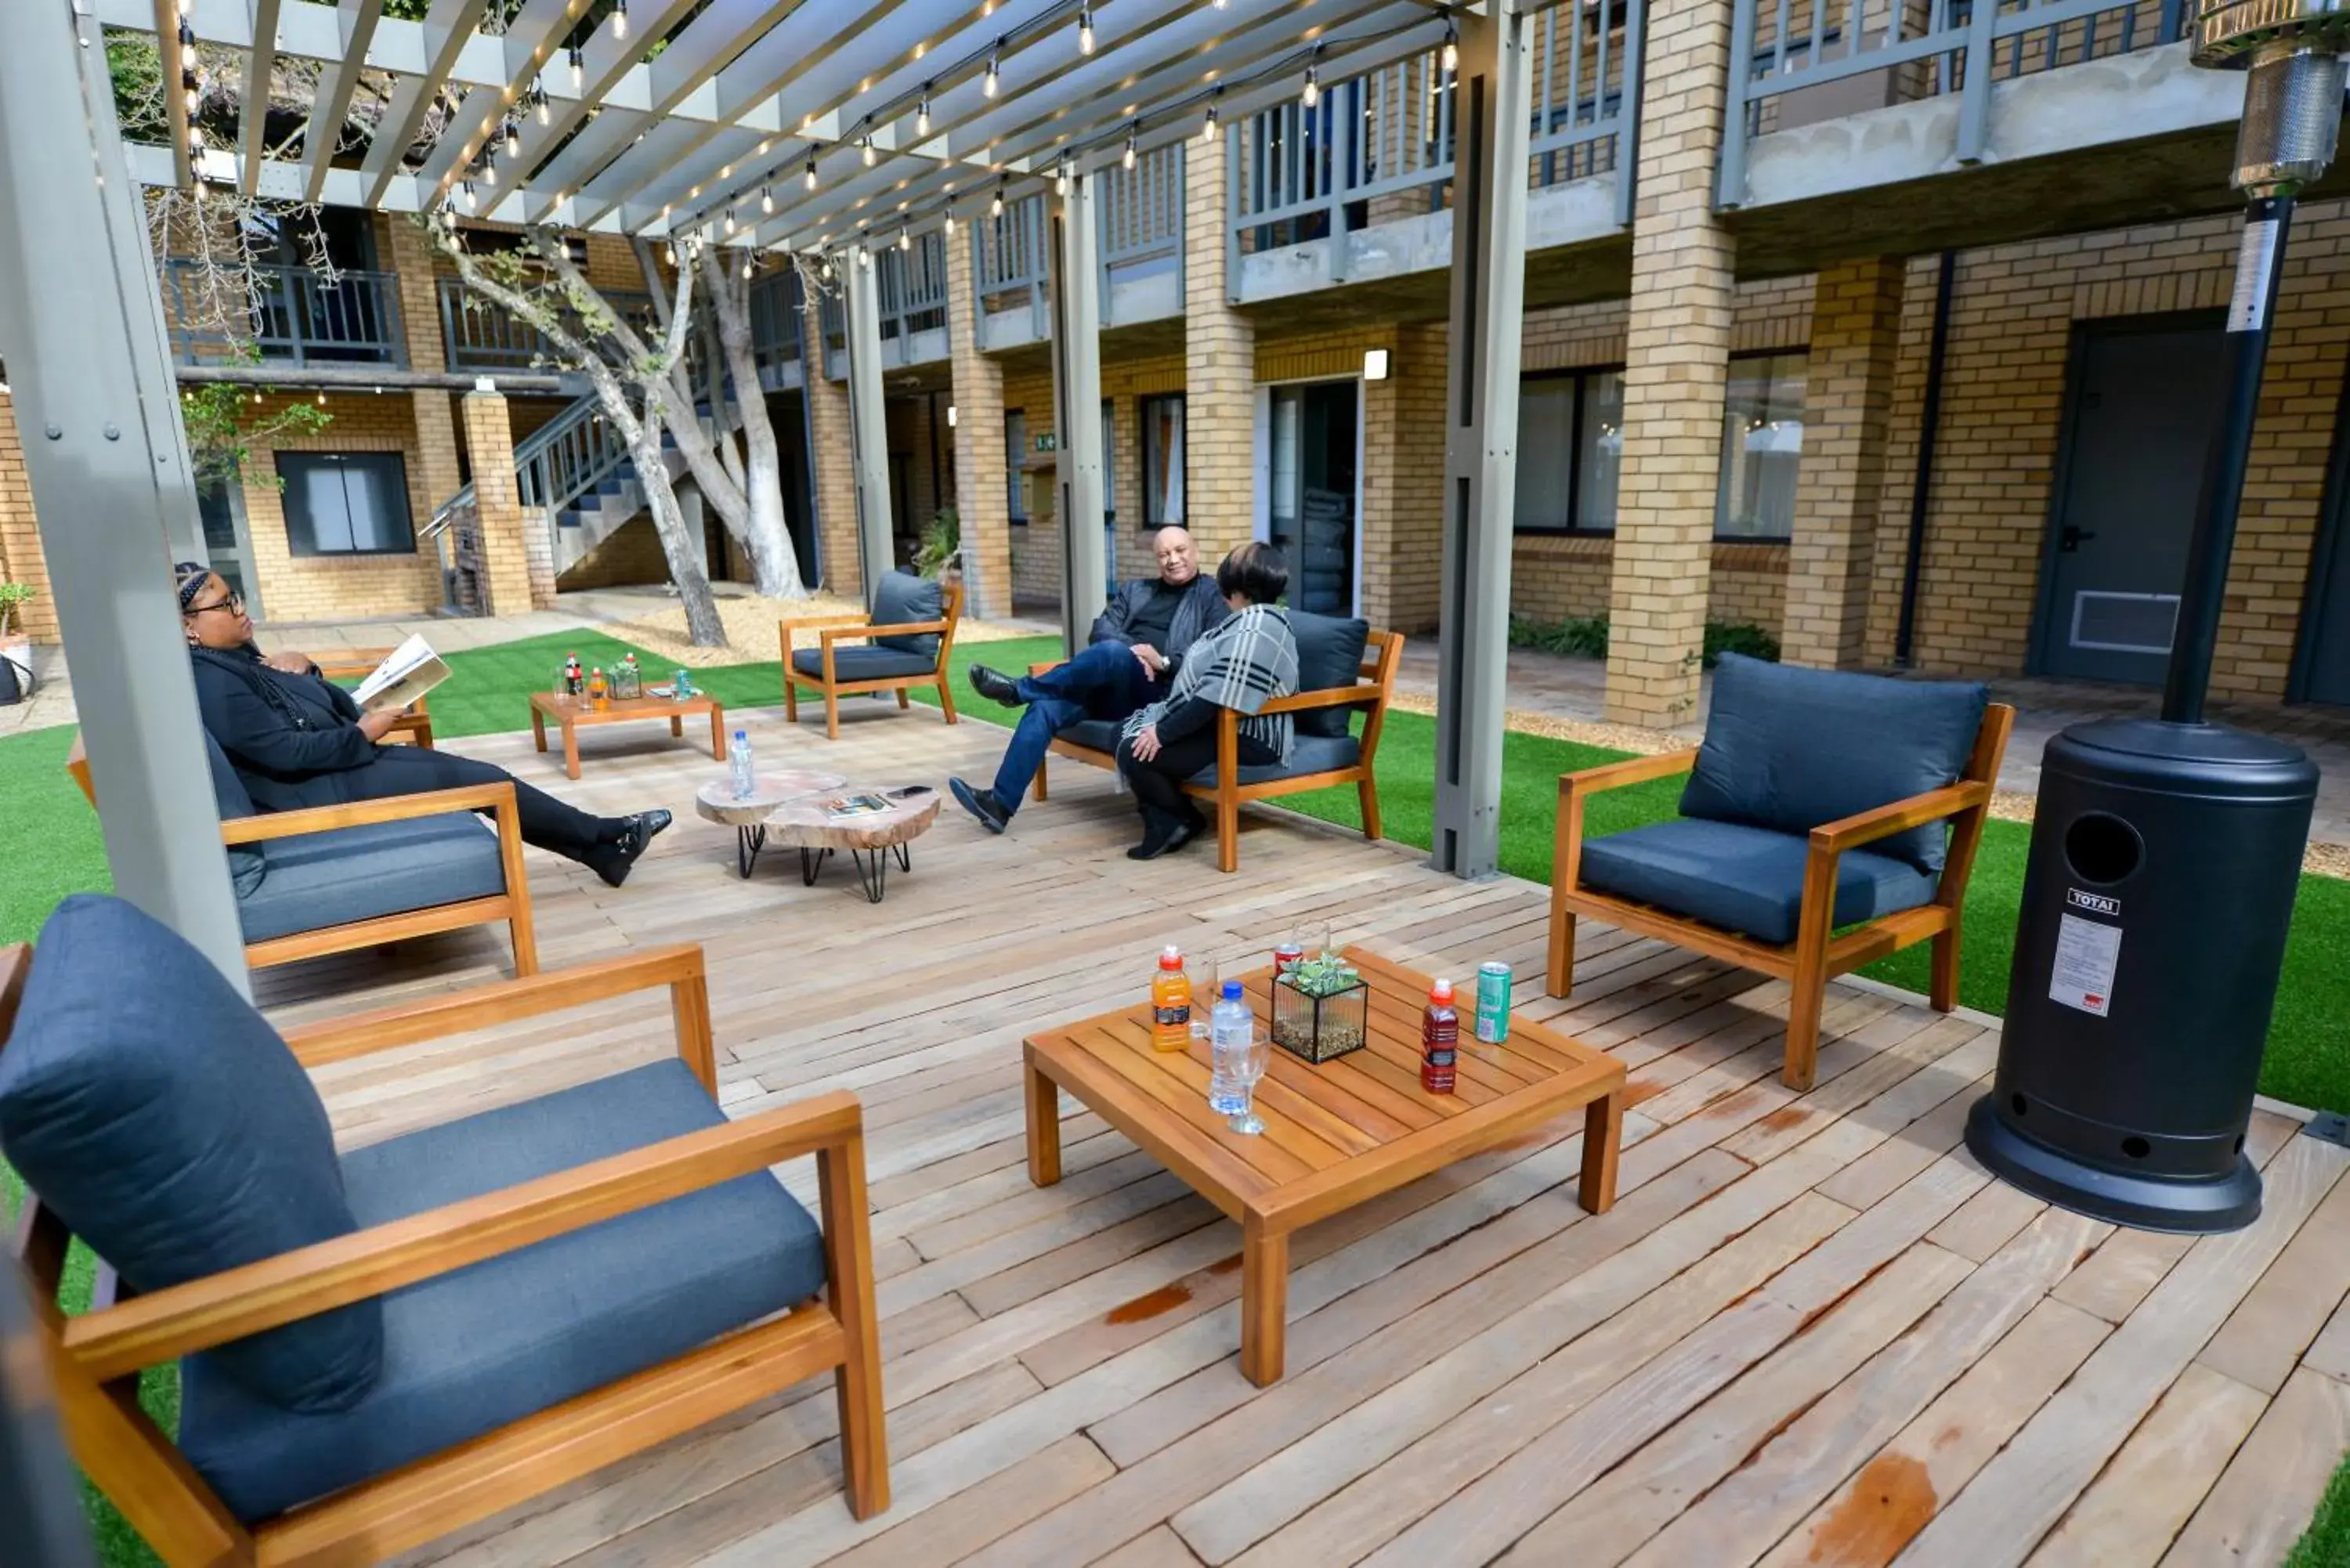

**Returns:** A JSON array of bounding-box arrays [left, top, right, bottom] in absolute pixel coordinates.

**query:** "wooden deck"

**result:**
[[248, 700, 2350, 1568]]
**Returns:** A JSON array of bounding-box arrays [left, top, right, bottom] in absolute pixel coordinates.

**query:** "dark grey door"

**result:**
[[2037, 316, 2230, 685], [2299, 363, 2350, 705]]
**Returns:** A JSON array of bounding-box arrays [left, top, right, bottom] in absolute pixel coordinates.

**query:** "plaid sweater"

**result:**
[[1121, 605, 1300, 763]]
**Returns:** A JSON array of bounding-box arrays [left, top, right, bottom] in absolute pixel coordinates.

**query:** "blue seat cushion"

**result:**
[[1287, 612, 1371, 740], [1051, 721, 1361, 788], [1578, 818, 1939, 947], [0, 896, 380, 1413], [870, 570, 945, 659], [1056, 717, 1123, 753], [179, 1058, 829, 1523], [1679, 653, 1987, 874], [791, 645, 938, 682], [201, 730, 266, 898], [237, 813, 507, 945]]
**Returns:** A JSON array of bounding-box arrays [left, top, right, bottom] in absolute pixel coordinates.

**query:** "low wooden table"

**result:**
[[1023, 947, 1626, 1386], [755, 786, 942, 902], [530, 690, 725, 780], [693, 770, 849, 876]]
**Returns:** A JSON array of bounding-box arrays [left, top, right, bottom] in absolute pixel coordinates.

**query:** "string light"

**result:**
[[188, 125, 207, 157], [567, 45, 584, 89], [991, 177, 1005, 218], [183, 67, 201, 119], [461, 179, 478, 211], [533, 75, 551, 125], [761, 182, 775, 215], [916, 85, 932, 136], [804, 150, 819, 190], [1123, 124, 1137, 170], [862, 131, 877, 167], [1302, 49, 1321, 109], [983, 42, 1001, 98], [503, 118, 522, 159], [483, 151, 498, 186], [724, 208, 737, 235], [1078, 4, 1095, 54], [1055, 155, 1070, 195], [1441, 18, 1459, 72], [898, 222, 911, 251], [742, 255, 754, 280], [1202, 92, 1220, 143], [610, 0, 628, 42], [943, 204, 957, 237]]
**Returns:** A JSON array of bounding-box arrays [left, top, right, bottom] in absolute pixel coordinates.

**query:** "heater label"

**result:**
[[2051, 912, 2122, 1017], [2229, 218, 2280, 334]]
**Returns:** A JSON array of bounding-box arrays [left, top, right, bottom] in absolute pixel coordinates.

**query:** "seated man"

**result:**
[[949, 525, 1229, 834]]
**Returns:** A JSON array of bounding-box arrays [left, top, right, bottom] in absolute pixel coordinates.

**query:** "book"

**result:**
[[823, 792, 894, 822], [351, 634, 451, 714]]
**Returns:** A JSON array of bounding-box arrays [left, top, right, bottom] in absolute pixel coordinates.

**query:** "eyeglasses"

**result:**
[[183, 591, 244, 617]]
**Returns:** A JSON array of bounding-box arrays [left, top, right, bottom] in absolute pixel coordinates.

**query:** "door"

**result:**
[[2036, 316, 2230, 684], [2295, 361, 2350, 706], [1266, 381, 1359, 616]]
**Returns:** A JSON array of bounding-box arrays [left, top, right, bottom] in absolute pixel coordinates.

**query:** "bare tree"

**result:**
[[431, 217, 728, 647]]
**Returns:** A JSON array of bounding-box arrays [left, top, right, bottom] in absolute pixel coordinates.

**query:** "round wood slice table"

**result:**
[[762, 786, 942, 902], [694, 771, 848, 878]]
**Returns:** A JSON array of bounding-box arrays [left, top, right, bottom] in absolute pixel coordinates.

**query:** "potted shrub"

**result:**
[[915, 506, 961, 585], [0, 582, 35, 704]]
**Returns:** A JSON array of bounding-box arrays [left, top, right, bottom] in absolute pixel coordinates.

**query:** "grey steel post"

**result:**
[[0, 0, 249, 987], [1716, 0, 1758, 208], [842, 252, 897, 594], [1432, 0, 1535, 881], [1614, 0, 1648, 229], [1956, 0, 2001, 164], [1048, 176, 1110, 653]]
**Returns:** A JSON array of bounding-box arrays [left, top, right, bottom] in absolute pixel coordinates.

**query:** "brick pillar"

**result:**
[[0, 389, 60, 641], [1356, 325, 1448, 634], [1603, 0, 1738, 728], [1783, 257, 1904, 669], [802, 288, 862, 598], [945, 224, 1013, 618], [460, 392, 536, 618], [1184, 132, 1254, 565]]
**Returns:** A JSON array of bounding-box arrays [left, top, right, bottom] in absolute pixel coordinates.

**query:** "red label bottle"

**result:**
[[1422, 977, 1459, 1095]]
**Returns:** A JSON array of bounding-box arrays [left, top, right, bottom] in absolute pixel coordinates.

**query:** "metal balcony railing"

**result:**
[[748, 266, 804, 382], [1099, 143, 1185, 283], [163, 260, 406, 367], [1719, 0, 2193, 204], [437, 276, 663, 371], [974, 194, 1052, 338], [1231, 0, 1645, 258]]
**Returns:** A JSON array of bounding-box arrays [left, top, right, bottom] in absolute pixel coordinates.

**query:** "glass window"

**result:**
[[1143, 394, 1185, 526], [1006, 410, 1028, 522], [1512, 367, 1625, 534], [1716, 351, 1806, 540], [275, 452, 414, 555]]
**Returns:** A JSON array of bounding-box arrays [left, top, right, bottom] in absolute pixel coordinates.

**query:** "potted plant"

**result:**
[[1271, 952, 1369, 1064], [915, 506, 961, 584], [0, 582, 36, 705]]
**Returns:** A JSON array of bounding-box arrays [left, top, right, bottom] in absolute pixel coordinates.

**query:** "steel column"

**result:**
[[1048, 176, 1110, 652], [1432, 0, 1535, 880], [842, 254, 897, 594], [0, 0, 249, 987]]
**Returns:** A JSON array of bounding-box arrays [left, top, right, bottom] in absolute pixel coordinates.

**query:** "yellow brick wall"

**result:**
[[559, 513, 675, 590], [0, 390, 60, 641], [238, 391, 443, 625]]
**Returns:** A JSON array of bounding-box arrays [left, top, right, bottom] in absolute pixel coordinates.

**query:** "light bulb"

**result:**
[[991, 181, 1005, 218], [533, 78, 551, 124], [1202, 101, 1218, 143], [859, 244, 873, 269], [1212, 0, 1225, 8], [189, 125, 207, 155], [862, 134, 877, 167], [1441, 23, 1459, 72], [724, 209, 736, 235], [610, 0, 627, 41], [916, 87, 932, 136], [1302, 56, 1320, 110], [316, 390, 326, 405], [943, 205, 956, 237], [1123, 127, 1137, 170], [761, 183, 775, 215], [805, 152, 819, 190], [898, 223, 910, 251], [983, 44, 1001, 98], [567, 45, 584, 88], [665, 242, 676, 265], [743, 255, 754, 280], [483, 154, 498, 186], [462, 179, 477, 211], [504, 120, 521, 158], [1055, 157, 1069, 195], [1078, 5, 1095, 54]]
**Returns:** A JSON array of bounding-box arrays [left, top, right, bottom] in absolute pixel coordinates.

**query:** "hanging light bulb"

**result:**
[[862, 131, 877, 167], [983, 42, 1002, 98], [1202, 93, 1220, 143], [188, 125, 207, 156], [804, 150, 819, 190], [1077, 4, 1095, 54], [503, 118, 521, 159], [483, 151, 498, 186], [183, 67, 201, 118], [1302, 49, 1321, 109], [761, 182, 776, 215], [567, 45, 584, 89], [1055, 155, 1070, 195], [316, 390, 327, 405], [943, 204, 957, 237], [665, 240, 677, 265], [724, 208, 737, 235], [533, 75, 551, 124], [991, 178, 1005, 218], [1123, 124, 1137, 170], [916, 85, 932, 137], [743, 255, 754, 280], [462, 178, 478, 211], [898, 222, 911, 251], [610, 0, 628, 42], [1441, 19, 1459, 73]]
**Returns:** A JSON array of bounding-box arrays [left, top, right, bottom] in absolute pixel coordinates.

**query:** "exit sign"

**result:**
[[1035, 432, 1058, 453]]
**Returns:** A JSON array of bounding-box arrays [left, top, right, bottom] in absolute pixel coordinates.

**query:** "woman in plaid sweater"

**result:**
[[1115, 542, 1299, 860]]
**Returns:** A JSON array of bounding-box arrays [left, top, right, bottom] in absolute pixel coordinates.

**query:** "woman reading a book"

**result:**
[[174, 564, 671, 887]]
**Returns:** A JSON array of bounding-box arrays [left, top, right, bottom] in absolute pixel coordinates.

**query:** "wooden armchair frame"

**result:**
[[1545, 703, 2015, 1091], [66, 744, 537, 977], [1031, 630, 1405, 873], [311, 649, 435, 750], [780, 583, 964, 740], [0, 941, 887, 1568]]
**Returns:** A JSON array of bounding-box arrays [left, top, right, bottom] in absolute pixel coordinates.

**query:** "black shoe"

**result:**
[[1127, 811, 1191, 861], [968, 665, 1021, 708], [594, 808, 672, 887], [949, 776, 1010, 835]]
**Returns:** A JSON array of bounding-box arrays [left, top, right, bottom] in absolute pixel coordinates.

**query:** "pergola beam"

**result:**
[[359, 0, 492, 208], [301, 0, 387, 202], [237, 0, 284, 197]]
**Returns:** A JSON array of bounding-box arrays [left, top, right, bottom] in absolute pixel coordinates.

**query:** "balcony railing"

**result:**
[[974, 195, 1053, 338], [438, 276, 663, 371], [1719, 0, 2192, 204], [1099, 144, 1185, 280], [818, 234, 952, 361], [1231, 1, 1645, 258], [163, 260, 406, 367], [748, 267, 804, 384]]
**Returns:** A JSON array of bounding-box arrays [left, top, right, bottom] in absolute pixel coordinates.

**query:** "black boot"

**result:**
[[967, 665, 1021, 708], [1127, 806, 1189, 861], [590, 809, 672, 887]]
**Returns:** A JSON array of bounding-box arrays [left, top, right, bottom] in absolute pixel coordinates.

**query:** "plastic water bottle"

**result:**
[[728, 728, 756, 800], [1209, 981, 1253, 1116]]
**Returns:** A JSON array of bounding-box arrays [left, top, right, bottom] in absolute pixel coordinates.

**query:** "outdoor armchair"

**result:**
[[1546, 653, 2015, 1090], [781, 573, 963, 739], [0, 898, 887, 1568]]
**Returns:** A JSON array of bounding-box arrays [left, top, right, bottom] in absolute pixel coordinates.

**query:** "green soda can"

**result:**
[[1475, 961, 1512, 1044]]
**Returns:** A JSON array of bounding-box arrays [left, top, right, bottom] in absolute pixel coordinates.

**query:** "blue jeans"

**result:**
[[990, 641, 1156, 813]]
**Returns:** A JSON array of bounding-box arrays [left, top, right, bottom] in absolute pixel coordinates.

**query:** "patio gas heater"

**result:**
[[1962, 5, 2333, 1232]]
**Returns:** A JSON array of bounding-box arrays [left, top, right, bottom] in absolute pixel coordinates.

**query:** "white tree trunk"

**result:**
[[629, 424, 727, 646], [699, 247, 806, 599]]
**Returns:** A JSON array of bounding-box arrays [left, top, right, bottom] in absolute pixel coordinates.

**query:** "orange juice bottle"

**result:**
[[1150, 945, 1191, 1053], [588, 666, 609, 710]]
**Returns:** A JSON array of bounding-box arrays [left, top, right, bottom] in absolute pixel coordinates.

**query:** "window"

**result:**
[[1716, 351, 1806, 540], [1512, 367, 1625, 534], [277, 452, 416, 555], [1006, 410, 1028, 523], [1142, 394, 1186, 526]]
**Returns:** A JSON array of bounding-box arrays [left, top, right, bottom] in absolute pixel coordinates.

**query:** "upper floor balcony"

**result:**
[[163, 260, 406, 369]]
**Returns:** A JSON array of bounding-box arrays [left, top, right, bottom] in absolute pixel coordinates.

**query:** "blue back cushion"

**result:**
[[1679, 654, 1987, 873], [0, 896, 382, 1412], [202, 730, 267, 898], [1288, 612, 1372, 739], [871, 570, 945, 661]]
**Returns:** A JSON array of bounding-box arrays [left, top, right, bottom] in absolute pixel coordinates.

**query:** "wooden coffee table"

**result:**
[[757, 786, 942, 902], [693, 770, 849, 876], [530, 690, 725, 780], [1023, 947, 1625, 1386]]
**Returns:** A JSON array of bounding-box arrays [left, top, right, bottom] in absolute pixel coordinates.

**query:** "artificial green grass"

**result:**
[[2290, 1452, 2350, 1568]]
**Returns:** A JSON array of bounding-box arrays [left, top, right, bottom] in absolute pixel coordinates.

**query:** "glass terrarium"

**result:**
[[611, 659, 642, 700], [1271, 953, 1368, 1064]]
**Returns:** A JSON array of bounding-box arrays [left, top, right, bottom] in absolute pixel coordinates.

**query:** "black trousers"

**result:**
[[1115, 729, 1274, 833], [337, 745, 613, 863]]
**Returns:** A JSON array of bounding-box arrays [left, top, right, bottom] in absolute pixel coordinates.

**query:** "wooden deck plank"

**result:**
[[2158, 1364, 2350, 1568], [2023, 1361, 2268, 1568]]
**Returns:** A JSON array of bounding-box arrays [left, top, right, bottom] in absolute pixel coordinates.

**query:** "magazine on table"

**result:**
[[823, 792, 895, 822], [350, 634, 451, 714]]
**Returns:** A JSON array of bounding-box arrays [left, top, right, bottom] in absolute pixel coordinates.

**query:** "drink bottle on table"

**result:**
[[1422, 977, 1459, 1095], [1150, 946, 1192, 1053]]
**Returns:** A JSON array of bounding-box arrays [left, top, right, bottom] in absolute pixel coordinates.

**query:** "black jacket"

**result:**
[[189, 645, 380, 811], [1089, 575, 1229, 669]]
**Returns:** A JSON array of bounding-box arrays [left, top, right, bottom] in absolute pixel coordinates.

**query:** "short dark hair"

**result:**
[[1216, 541, 1289, 605]]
